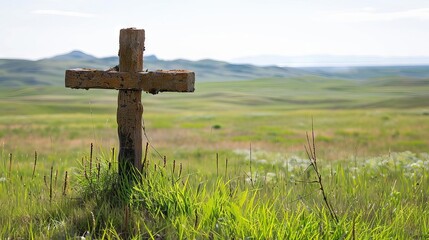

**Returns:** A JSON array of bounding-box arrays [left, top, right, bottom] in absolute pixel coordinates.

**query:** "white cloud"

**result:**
[[32, 9, 96, 18], [330, 8, 429, 22]]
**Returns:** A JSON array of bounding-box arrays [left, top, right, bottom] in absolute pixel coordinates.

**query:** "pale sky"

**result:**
[[1, 0, 429, 61]]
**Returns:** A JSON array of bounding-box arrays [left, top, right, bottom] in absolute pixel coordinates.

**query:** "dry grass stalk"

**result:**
[[142, 142, 149, 174], [84, 161, 88, 181], [304, 120, 339, 223], [49, 166, 53, 204], [89, 143, 93, 178], [63, 171, 68, 196], [32, 151, 37, 179], [8, 153, 12, 177], [172, 159, 176, 175], [194, 209, 199, 228], [97, 162, 101, 180]]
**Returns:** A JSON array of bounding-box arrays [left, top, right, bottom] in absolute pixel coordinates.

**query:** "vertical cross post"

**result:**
[[117, 28, 144, 175]]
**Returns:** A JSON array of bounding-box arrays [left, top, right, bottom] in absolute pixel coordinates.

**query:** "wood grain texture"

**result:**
[[119, 28, 145, 73], [65, 69, 195, 93], [118, 28, 145, 173]]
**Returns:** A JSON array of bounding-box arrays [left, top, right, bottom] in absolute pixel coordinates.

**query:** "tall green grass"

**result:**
[[1, 144, 428, 239]]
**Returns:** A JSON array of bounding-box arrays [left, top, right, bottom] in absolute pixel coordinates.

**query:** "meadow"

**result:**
[[0, 76, 428, 239]]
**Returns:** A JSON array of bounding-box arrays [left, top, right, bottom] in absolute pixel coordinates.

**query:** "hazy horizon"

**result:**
[[3, 49, 429, 68]]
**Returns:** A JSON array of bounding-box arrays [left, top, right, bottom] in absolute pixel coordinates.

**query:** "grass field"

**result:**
[[1, 77, 428, 161], [0, 76, 428, 238]]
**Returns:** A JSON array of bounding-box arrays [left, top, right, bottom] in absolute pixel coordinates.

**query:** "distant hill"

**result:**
[[1, 51, 429, 87], [0, 51, 308, 87], [48, 50, 98, 61]]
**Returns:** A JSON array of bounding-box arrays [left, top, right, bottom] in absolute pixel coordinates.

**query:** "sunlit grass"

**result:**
[[1, 146, 428, 239], [1, 108, 428, 161], [0, 76, 428, 238]]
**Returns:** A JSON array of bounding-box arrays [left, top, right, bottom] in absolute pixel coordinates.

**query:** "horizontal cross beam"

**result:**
[[65, 69, 195, 94]]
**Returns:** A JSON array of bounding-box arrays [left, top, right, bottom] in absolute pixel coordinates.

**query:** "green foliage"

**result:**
[[1, 147, 428, 239]]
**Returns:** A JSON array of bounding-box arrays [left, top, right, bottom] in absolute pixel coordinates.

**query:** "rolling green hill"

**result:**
[[1, 51, 428, 110], [2, 50, 429, 88], [0, 51, 308, 86]]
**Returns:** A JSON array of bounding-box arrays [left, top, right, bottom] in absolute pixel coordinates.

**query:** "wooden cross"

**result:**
[[65, 28, 195, 175]]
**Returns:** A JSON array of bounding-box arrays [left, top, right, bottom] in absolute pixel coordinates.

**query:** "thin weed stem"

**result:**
[[8, 153, 12, 177], [304, 119, 339, 223], [32, 151, 37, 179], [90, 143, 93, 179], [97, 162, 101, 180], [49, 166, 53, 204], [63, 171, 68, 196]]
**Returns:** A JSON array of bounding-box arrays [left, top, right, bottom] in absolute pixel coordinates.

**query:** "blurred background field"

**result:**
[[1, 68, 428, 172]]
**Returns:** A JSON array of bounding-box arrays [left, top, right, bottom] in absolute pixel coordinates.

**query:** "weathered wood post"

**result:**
[[117, 28, 144, 174], [65, 28, 195, 177]]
